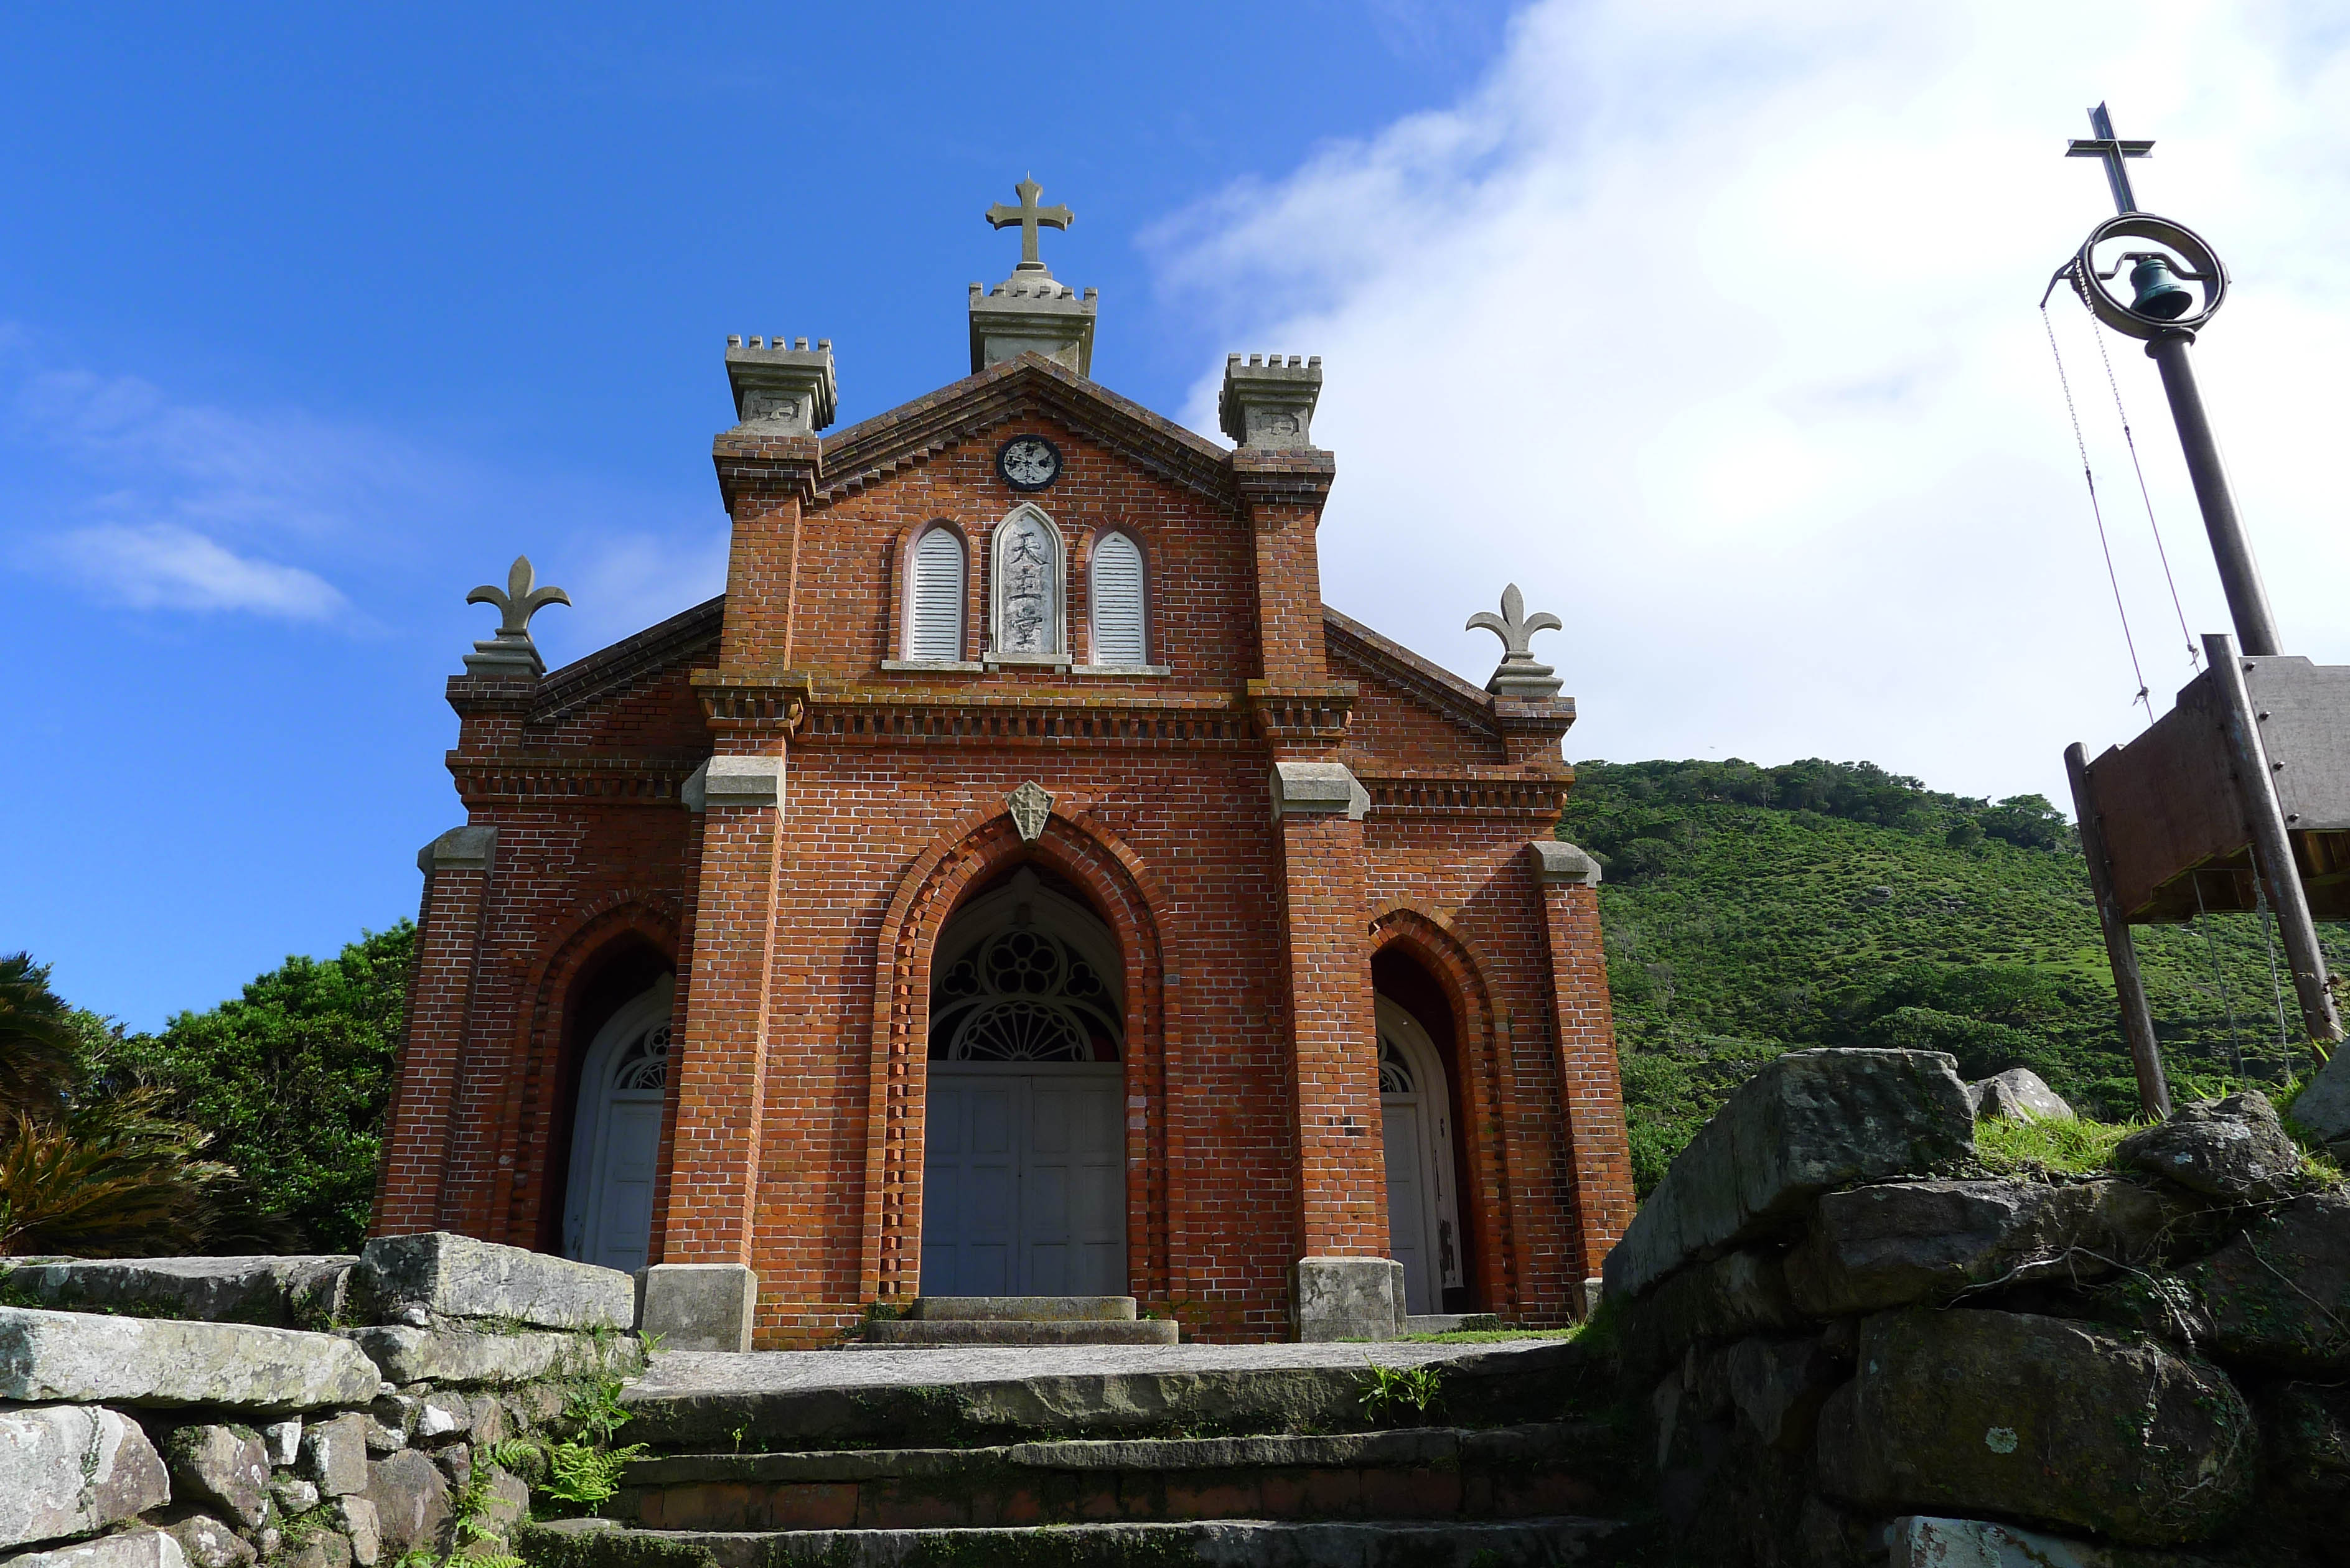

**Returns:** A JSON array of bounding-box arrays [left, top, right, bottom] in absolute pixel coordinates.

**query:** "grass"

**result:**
[[1397, 1327, 1581, 1344], [1972, 1114, 2137, 1178]]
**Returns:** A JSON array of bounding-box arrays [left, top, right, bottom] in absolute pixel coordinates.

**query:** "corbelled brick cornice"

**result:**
[[712, 431, 822, 511]]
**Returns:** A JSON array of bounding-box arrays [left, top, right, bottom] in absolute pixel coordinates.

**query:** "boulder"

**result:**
[[1722, 1335, 1843, 1453], [1817, 1309, 2254, 1544], [163, 1514, 258, 1568], [1786, 1178, 2184, 1315], [462, 1396, 507, 1446], [262, 1419, 302, 1468], [0, 1256, 352, 1328], [0, 1307, 380, 1411], [1619, 1246, 1805, 1374], [1886, 1516, 2110, 1567], [288, 1531, 350, 1568], [1603, 1049, 1973, 1300], [414, 1392, 469, 1440], [166, 1425, 271, 1530], [1968, 1068, 2074, 1122], [268, 1475, 320, 1516], [2116, 1091, 2302, 1200], [362, 1450, 451, 1556], [300, 1414, 372, 1498], [2181, 1192, 2350, 1371], [352, 1233, 632, 1332], [332, 1496, 382, 1568], [432, 1442, 472, 1491], [0, 1404, 171, 1551], [1, 1531, 188, 1568]]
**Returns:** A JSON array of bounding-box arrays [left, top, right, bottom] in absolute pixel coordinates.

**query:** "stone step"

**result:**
[[617, 1422, 1614, 1532], [621, 1340, 1609, 1451], [911, 1295, 1138, 1322], [531, 1515, 1621, 1567], [856, 1318, 1179, 1348]]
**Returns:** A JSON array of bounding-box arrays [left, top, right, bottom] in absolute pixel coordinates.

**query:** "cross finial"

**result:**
[[2066, 102, 2154, 215], [986, 175, 1074, 273]]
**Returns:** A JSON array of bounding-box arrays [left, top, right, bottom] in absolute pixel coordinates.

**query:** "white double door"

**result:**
[[921, 1063, 1126, 1297]]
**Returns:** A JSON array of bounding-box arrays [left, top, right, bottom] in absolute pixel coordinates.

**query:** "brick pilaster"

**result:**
[[1532, 842, 1635, 1288], [714, 433, 820, 672], [664, 753, 785, 1267], [372, 826, 497, 1238], [1271, 768, 1387, 1257], [1235, 452, 1336, 688]]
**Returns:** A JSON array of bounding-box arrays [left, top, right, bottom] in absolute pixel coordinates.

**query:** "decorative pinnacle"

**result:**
[[986, 175, 1073, 274], [467, 556, 571, 637], [1468, 584, 1565, 701], [1468, 584, 1561, 660]]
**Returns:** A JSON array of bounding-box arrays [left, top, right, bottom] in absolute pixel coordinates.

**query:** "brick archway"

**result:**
[[861, 803, 1171, 1305], [1369, 903, 1519, 1317], [492, 898, 679, 1249]]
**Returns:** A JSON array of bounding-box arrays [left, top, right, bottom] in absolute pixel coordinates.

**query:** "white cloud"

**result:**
[[1151, 0, 2350, 804], [57, 522, 347, 620]]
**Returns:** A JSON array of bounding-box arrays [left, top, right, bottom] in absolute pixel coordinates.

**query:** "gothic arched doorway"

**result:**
[[920, 866, 1126, 1296], [560, 974, 672, 1272], [1377, 996, 1464, 1315]]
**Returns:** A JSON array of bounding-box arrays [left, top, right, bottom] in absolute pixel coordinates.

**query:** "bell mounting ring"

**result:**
[[2064, 212, 2229, 339]]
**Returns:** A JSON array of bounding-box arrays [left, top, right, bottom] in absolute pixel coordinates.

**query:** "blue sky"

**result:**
[[7, 2, 2348, 1027]]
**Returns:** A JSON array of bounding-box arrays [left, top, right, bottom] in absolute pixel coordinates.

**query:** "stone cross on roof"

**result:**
[[2066, 102, 2154, 215], [986, 176, 1073, 274]]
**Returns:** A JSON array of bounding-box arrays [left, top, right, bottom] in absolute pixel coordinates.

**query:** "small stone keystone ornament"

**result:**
[[1466, 583, 1564, 699], [1007, 780, 1054, 842]]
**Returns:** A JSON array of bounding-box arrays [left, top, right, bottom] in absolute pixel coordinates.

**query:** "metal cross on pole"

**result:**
[[986, 176, 1074, 272], [2066, 102, 2155, 215]]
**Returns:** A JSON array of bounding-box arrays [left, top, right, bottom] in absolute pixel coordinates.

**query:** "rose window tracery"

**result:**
[[930, 924, 1121, 1062]]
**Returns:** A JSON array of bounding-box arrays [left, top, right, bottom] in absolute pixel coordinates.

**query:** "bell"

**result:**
[[2128, 254, 2194, 320]]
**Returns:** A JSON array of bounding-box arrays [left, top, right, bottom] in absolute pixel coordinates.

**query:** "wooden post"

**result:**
[[2066, 743, 2171, 1118], [2206, 633, 2345, 1047]]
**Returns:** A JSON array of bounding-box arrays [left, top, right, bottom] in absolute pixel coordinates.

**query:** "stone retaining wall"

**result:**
[[0, 1233, 644, 1568], [1609, 1048, 2350, 1567]]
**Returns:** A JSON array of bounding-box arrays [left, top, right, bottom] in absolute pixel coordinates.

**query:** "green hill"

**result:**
[[1561, 758, 2350, 1193]]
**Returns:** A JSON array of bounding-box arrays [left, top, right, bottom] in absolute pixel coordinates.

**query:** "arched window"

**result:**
[[1088, 532, 1148, 667], [906, 525, 967, 661], [990, 505, 1064, 657]]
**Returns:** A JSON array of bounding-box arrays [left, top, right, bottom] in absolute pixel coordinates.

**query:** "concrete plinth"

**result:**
[[1292, 1258, 1405, 1343], [640, 1263, 757, 1352]]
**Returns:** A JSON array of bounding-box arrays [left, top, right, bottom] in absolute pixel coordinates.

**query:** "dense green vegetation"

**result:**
[[0, 928, 413, 1254], [1564, 758, 2350, 1194]]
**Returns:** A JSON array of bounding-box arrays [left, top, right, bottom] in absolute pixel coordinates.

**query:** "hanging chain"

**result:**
[[2084, 306, 2200, 673], [2043, 302, 2153, 721]]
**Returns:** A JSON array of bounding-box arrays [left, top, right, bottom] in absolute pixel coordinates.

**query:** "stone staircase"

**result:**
[[526, 1338, 1636, 1566], [854, 1295, 1180, 1348]]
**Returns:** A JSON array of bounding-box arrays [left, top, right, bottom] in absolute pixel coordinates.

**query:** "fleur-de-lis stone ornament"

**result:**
[[462, 555, 572, 679], [1466, 583, 1565, 700]]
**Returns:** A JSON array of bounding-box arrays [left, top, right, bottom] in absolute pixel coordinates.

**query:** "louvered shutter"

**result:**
[[908, 529, 965, 661], [1090, 534, 1147, 667]]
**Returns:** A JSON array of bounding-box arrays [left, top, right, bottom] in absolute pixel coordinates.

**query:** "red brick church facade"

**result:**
[[371, 209, 1634, 1348]]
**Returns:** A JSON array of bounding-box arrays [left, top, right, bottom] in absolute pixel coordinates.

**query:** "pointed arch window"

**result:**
[[1088, 532, 1148, 668], [906, 525, 967, 661], [990, 505, 1065, 658]]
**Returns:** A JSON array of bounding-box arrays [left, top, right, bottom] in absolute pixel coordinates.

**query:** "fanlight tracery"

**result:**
[[1377, 1031, 1416, 1094], [611, 1023, 670, 1091], [930, 925, 1121, 1062]]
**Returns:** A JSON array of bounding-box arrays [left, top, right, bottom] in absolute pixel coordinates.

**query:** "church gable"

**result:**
[[1324, 606, 1512, 768], [517, 594, 722, 749]]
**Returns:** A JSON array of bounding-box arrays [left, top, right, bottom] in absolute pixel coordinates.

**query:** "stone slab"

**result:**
[[164, 1514, 256, 1568], [619, 1338, 1605, 1450], [1618, 1248, 1805, 1376], [518, 1518, 1620, 1568], [338, 1324, 643, 1385], [1889, 1516, 2112, 1568], [2179, 1191, 2350, 1371], [1405, 1313, 1503, 1334], [1603, 1049, 1973, 1301], [0, 1405, 170, 1551], [167, 1424, 271, 1529], [353, 1232, 634, 1331], [640, 1264, 756, 1353], [2, 1531, 188, 1568], [858, 1318, 1176, 1347], [0, 1307, 380, 1411], [0, 1256, 354, 1328], [910, 1297, 1136, 1322], [1817, 1309, 2253, 1545]]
